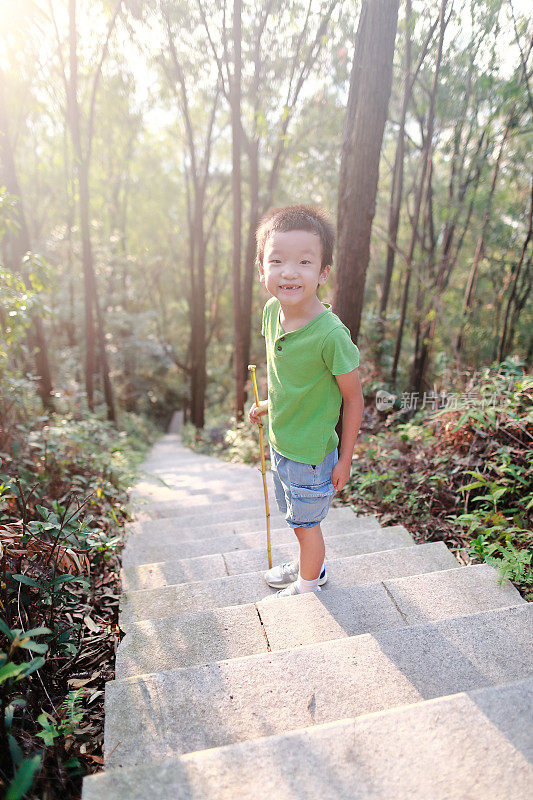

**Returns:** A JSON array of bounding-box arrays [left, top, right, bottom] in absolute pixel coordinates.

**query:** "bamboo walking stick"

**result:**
[[248, 364, 272, 568]]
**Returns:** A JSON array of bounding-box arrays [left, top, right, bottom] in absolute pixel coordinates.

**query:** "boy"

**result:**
[[249, 204, 364, 598]]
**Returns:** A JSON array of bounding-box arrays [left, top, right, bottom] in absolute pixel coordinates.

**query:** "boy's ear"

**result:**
[[257, 261, 265, 283], [318, 265, 331, 285]]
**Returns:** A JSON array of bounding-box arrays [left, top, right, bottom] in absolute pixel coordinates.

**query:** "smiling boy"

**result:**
[[249, 205, 364, 597]]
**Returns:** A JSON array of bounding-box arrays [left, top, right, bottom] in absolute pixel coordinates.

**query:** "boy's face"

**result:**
[[259, 229, 330, 309]]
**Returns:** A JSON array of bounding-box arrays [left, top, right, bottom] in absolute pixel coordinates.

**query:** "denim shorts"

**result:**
[[269, 445, 338, 529]]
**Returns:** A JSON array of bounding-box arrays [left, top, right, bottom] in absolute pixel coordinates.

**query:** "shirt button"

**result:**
[[280, 336, 285, 341], [277, 345, 282, 351]]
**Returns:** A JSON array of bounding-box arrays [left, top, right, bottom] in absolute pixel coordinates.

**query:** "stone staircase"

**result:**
[[82, 429, 533, 799]]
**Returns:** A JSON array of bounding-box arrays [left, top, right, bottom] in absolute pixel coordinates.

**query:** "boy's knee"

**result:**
[[294, 523, 322, 541]]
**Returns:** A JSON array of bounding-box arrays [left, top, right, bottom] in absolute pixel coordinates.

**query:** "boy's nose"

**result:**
[[281, 264, 299, 277]]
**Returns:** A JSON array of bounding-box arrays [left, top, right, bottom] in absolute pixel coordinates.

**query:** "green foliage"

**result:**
[[182, 414, 264, 466], [0, 405, 156, 795], [0, 620, 50, 796], [36, 689, 85, 746], [4, 754, 42, 800]]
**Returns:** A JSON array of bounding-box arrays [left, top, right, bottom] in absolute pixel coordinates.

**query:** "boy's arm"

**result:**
[[249, 398, 268, 425], [332, 368, 364, 491]]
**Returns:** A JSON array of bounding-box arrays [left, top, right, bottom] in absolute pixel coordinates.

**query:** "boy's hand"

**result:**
[[332, 457, 351, 492], [248, 400, 268, 425]]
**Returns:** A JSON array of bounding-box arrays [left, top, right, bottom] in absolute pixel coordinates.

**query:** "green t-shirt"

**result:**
[[261, 296, 360, 464]]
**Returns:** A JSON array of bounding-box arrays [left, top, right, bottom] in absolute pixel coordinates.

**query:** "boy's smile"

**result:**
[[259, 229, 330, 317]]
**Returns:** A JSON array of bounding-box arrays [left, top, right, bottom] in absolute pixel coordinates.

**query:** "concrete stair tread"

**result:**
[[121, 511, 381, 569], [119, 541, 458, 626], [124, 505, 371, 538], [133, 499, 275, 522], [115, 563, 525, 677], [82, 677, 533, 799], [120, 524, 414, 589], [104, 604, 533, 766]]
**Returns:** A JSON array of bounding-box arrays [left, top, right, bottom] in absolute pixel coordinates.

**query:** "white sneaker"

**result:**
[[264, 561, 327, 588], [267, 582, 322, 599]]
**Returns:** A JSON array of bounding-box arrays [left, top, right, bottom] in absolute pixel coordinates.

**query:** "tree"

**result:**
[[0, 68, 55, 411], [376, 2, 440, 372], [334, 0, 399, 341], [161, 2, 224, 428], [390, 0, 448, 386], [50, 0, 121, 421], [231, 0, 244, 420], [498, 179, 533, 360]]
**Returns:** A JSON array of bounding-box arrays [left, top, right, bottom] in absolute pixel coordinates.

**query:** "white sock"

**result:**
[[296, 573, 320, 593], [296, 560, 325, 575]]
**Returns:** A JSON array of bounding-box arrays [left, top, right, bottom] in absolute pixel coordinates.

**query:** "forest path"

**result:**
[[82, 416, 533, 799]]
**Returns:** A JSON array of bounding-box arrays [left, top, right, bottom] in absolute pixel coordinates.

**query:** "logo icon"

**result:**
[[376, 390, 396, 411]]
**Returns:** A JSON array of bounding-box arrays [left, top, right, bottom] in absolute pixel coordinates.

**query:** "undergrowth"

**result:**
[[0, 409, 159, 799]]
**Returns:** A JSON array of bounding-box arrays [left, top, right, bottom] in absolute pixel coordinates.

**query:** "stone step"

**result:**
[[121, 513, 384, 570], [104, 604, 532, 767], [130, 484, 274, 506], [126, 508, 281, 538], [83, 677, 533, 799], [132, 495, 275, 521], [139, 440, 263, 472], [121, 524, 414, 590], [126, 504, 370, 539], [119, 541, 458, 628], [126, 505, 381, 539], [132, 496, 334, 524], [121, 518, 388, 570], [115, 564, 524, 678], [134, 466, 267, 484]]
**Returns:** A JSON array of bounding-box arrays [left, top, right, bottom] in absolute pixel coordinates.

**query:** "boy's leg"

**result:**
[[294, 524, 325, 581]]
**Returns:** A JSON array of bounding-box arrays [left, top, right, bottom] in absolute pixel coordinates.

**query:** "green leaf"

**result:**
[[36, 712, 59, 746], [5, 697, 26, 729], [460, 480, 484, 492], [50, 574, 85, 588], [17, 656, 45, 680], [0, 662, 25, 684], [18, 640, 49, 654], [0, 617, 15, 639], [8, 733, 24, 766], [5, 754, 41, 800], [23, 626, 52, 637], [11, 574, 47, 592]]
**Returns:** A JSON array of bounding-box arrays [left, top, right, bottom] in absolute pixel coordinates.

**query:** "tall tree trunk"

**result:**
[[390, 0, 448, 385], [67, 0, 118, 422], [241, 137, 260, 390], [505, 258, 531, 356], [377, 0, 412, 370], [164, 10, 219, 428], [191, 189, 207, 429], [68, 0, 96, 410], [498, 180, 533, 361], [231, 0, 245, 421], [455, 120, 510, 356], [410, 158, 439, 394], [334, 0, 399, 341], [0, 69, 55, 411]]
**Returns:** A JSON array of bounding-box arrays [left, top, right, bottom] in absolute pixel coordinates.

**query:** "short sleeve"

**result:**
[[322, 326, 360, 375], [261, 298, 273, 337]]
